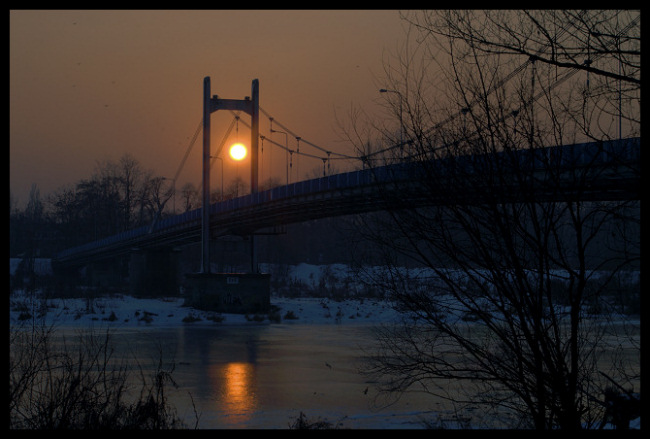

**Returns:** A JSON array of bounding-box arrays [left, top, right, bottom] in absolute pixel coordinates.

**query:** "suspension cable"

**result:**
[[172, 118, 203, 182]]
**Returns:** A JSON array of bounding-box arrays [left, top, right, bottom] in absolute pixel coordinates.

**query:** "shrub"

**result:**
[[17, 311, 32, 321], [9, 323, 190, 429], [182, 313, 202, 323], [289, 411, 342, 429], [206, 313, 225, 323], [103, 311, 118, 322]]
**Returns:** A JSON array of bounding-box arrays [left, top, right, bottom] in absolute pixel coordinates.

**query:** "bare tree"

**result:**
[[223, 176, 249, 200], [144, 175, 175, 231], [179, 182, 200, 212], [352, 10, 639, 429], [115, 154, 147, 230], [400, 10, 640, 141]]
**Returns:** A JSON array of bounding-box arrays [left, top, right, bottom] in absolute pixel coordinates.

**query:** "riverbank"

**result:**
[[9, 289, 402, 330]]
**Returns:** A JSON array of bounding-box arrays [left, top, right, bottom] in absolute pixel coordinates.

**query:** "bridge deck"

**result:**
[[55, 138, 640, 265]]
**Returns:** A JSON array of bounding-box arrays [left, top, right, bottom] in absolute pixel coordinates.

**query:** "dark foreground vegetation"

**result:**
[[9, 321, 193, 429]]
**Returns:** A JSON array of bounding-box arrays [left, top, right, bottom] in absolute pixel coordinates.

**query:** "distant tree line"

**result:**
[[9, 154, 285, 259], [11, 155, 167, 257]]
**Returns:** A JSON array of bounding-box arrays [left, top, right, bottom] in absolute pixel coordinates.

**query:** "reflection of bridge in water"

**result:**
[[53, 137, 640, 302]]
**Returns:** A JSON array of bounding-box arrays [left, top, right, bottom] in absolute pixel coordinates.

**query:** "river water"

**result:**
[[101, 323, 438, 429], [32, 310, 640, 429]]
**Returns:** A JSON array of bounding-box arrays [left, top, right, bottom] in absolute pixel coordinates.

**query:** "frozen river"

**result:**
[[104, 323, 438, 429], [11, 287, 640, 429]]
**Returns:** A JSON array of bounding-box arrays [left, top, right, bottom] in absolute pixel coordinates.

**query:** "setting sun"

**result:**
[[229, 143, 247, 161]]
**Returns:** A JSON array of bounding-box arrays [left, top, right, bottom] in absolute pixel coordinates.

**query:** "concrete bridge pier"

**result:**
[[128, 247, 182, 297], [184, 272, 270, 314]]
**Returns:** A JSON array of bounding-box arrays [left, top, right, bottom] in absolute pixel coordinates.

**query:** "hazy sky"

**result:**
[[10, 10, 407, 207]]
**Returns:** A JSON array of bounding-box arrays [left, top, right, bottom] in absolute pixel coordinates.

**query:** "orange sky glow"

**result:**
[[10, 10, 407, 207]]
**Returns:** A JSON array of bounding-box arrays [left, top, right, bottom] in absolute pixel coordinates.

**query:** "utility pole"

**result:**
[[201, 77, 259, 274]]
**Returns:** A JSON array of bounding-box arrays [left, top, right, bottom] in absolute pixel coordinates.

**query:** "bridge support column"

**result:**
[[183, 272, 270, 314], [129, 248, 181, 297], [87, 259, 123, 290]]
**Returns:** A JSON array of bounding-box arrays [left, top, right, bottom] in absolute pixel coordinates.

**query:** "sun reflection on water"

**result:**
[[212, 362, 257, 426]]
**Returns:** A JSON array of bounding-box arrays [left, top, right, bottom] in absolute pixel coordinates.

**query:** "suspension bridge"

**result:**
[[52, 126, 639, 312], [51, 39, 640, 311], [55, 135, 640, 265]]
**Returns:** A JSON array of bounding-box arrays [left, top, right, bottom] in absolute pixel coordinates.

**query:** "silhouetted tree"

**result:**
[[45, 154, 162, 248], [179, 182, 200, 212], [47, 185, 85, 249], [113, 154, 146, 230], [223, 176, 249, 200], [352, 10, 639, 429], [144, 175, 175, 230]]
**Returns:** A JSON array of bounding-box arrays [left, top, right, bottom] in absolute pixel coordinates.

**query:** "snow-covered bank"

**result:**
[[9, 291, 402, 330], [8, 260, 390, 328], [10, 261, 640, 329]]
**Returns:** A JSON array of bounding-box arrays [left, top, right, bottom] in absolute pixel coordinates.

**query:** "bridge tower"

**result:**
[[201, 77, 259, 274], [185, 77, 269, 314]]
